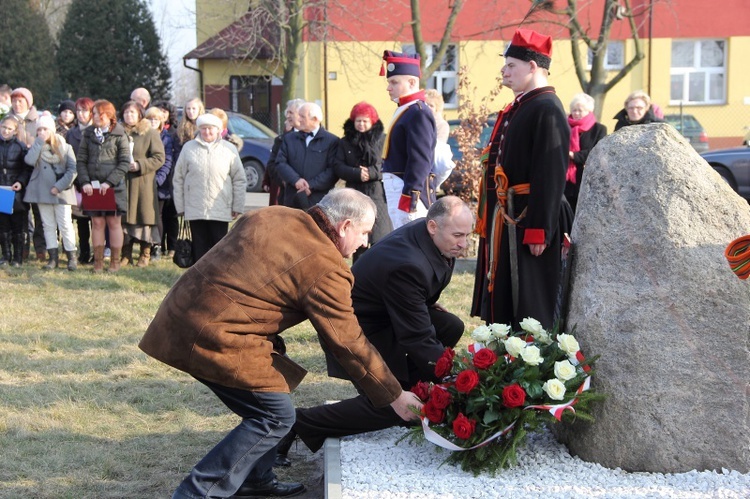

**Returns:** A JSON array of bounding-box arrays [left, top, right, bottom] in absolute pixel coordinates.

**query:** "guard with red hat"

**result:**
[[471, 28, 572, 330], [379, 50, 437, 229]]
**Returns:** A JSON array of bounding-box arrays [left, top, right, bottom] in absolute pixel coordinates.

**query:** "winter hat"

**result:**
[[379, 51, 421, 78], [349, 102, 379, 123], [37, 115, 56, 131], [58, 100, 76, 115], [503, 28, 553, 70], [10, 87, 33, 107], [196, 113, 223, 130]]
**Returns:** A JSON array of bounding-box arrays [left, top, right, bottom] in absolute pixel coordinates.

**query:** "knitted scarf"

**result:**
[[566, 112, 597, 184]]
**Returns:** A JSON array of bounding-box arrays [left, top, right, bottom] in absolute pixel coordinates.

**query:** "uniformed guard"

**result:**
[[471, 28, 573, 330], [379, 50, 437, 229]]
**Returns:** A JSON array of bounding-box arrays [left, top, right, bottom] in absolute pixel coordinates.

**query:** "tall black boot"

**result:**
[[12, 233, 25, 267], [0, 232, 11, 266], [43, 248, 59, 270]]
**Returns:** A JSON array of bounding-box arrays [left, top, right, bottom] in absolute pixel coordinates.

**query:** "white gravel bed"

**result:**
[[339, 427, 750, 498]]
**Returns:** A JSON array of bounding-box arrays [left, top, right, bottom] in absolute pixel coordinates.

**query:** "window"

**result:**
[[402, 43, 458, 109], [670, 40, 726, 105], [587, 41, 624, 70]]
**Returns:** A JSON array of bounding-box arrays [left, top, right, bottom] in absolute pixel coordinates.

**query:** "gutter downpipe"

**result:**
[[183, 58, 204, 102]]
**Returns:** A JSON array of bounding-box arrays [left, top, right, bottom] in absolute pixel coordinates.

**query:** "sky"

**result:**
[[149, 0, 199, 103]]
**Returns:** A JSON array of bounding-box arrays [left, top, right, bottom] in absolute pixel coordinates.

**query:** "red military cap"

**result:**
[[503, 28, 553, 70], [379, 50, 421, 78]]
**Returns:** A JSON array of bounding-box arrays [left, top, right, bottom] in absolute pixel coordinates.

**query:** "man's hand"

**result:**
[[295, 178, 311, 195], [528, 243, 546, 257], [390, 390, 423, 421]]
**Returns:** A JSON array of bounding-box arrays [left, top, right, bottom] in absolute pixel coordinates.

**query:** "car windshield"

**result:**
[[228, 115, 275, 139]]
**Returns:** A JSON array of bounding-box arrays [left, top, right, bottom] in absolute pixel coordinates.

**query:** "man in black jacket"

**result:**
[[277, 196, 472, 463], [275, 102, 339, 209]]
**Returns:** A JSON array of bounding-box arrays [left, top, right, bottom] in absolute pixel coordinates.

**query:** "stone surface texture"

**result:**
[[555, 123, 750, 473]]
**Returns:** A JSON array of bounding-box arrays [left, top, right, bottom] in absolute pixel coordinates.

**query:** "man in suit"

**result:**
[[276, 196, 472, 464], [275, 102, 339, 209], [379, 51, 437, 229]]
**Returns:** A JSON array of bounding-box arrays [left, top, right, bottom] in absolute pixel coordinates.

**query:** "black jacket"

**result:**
[[333, 119, 392, 244], [0, 137, 30, 211], [613, 108, 664, 131], [342, 218, 455, 383], [275, 126, 339, 208]]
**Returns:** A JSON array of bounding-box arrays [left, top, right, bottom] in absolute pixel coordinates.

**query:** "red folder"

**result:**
[[81, 188, 116, 211]]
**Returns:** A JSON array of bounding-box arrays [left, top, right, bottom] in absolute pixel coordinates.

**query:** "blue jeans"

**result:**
[[172, 379, 295, 499]]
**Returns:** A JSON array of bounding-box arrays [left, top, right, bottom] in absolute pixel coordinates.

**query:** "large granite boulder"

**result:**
[[555, 123, 750, 473]]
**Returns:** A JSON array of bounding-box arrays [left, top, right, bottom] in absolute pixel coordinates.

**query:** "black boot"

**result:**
[[273, 429, 296, 467], [43, 248, 59, 270], [12, 233, 24, 267], [0, 231, 11, 266], [66, 250, 78, 271]]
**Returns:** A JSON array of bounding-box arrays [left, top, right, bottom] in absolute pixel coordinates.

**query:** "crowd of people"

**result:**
[[0, 84, 247, 271], [2, 25, 669, 499]]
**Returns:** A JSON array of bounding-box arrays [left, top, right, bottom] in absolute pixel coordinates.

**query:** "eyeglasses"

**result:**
[[627, 105, 646, 111]]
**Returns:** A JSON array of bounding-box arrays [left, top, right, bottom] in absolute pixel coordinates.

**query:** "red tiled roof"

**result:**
[[184, 11, 279, 60]]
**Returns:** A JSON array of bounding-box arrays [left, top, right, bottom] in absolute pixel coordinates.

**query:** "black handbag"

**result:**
[[172, 217, 194, 268]]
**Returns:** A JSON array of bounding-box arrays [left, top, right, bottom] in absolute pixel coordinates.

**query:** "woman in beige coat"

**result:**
[[172, 113, 246, 262], [119, 101, 165, 267]]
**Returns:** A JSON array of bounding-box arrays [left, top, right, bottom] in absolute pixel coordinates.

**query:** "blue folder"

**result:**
[[0, 187, 14, 214]]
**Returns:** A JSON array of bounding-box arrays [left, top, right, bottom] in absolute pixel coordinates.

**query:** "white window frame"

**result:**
[[669, 39, 726, 105], [587, 41, 625, 70], [402, 43, 458, 110]]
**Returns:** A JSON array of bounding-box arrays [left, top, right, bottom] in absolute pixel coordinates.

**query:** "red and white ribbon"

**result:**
[[421, 377, 591, 451]]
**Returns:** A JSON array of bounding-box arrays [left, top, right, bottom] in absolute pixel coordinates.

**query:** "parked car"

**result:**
[[700, 145, 750, 200], [664, 114, 709, 152], [225, 112, 277, 192]]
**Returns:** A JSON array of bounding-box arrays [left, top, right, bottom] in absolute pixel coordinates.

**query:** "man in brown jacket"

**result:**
[[139, 188, 422, 499]]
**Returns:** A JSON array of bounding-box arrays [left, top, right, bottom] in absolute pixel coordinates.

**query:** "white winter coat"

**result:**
[[173, 137, 246, 221]]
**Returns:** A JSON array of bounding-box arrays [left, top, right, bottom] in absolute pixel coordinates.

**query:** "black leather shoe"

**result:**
[[233, 479, 305, 498], [273, 430, 296, 468]]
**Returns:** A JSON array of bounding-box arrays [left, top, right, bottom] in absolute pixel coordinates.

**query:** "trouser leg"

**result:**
[[31, 203, 46, 257], [172, 379, 293, 499], [294, 392, 403, 453]]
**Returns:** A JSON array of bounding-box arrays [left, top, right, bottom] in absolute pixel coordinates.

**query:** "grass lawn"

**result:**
[[0, 255, 480, 498]]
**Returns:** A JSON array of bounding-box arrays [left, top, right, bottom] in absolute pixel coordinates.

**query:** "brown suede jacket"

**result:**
[[139, 206, 402, 407]]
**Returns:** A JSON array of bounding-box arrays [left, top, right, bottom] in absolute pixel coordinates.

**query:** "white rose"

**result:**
[[471, 325, 492, 342], [520, 317, 544, 335], [542, 379, 567, 400], [534, 329, 553, 345], [554, 360, 577, 381], [520, 345, 543, 366], [504, 336, 526, 358], [557, 333, 580, 355], [488, 323, 511, 340]]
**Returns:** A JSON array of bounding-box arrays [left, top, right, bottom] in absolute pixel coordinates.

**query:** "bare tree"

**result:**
[[409, 0, 465, 86], [537, 0, 661, 119]]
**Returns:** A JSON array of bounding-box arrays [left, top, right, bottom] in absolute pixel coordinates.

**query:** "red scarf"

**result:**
[[566, 113, 597, 184]]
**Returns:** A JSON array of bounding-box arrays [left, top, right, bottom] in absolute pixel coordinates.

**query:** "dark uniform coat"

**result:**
[[333, 119, 392, 246], [275, 126, 338, 208], [381, 97, 437, 212], [472, 86, 571, 329]]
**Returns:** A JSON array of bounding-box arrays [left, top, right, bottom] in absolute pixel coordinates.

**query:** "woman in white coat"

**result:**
[[172, 113, 246, 262], [23, 115, 78, 270]]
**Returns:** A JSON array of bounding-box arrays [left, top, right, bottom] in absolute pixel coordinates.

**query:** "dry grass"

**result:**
[[0, 257, 480, 498]]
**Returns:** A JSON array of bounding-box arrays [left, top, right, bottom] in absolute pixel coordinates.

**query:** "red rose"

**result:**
[[452, 412, 476, 440], [422, 400, 445, 423], [411, 381, 430, 401], [434, 349, 455, 378], [455, 369, 480, 394], [502, 383, 527, 408], [473, 348, 498, 370], [576, 351, 591, 373], [429, 385, 451, 409]]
